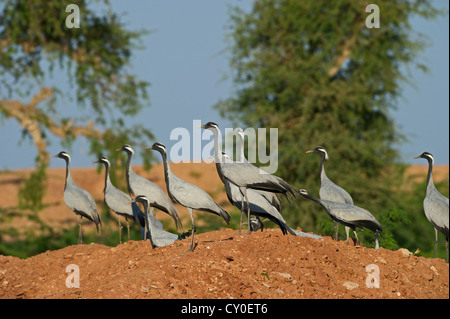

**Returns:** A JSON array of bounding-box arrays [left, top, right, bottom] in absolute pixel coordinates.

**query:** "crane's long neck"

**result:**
[[64, 158, 73, 190], [125, 152, 134, 195], [159, 149, 174, 191], [215, 161, 225, 183], [304, 193, 324, 207], [319, 154, 328, 182], [425, 158, 435, 193], [211, 128, 222, 163], [237, 134, 246, 163], [103, 163, 112, 194]]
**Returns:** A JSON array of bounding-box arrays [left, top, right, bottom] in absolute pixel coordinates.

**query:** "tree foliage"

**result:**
[[0, 0, 153, 166], [0, 0, 156, 247], [216, 0, 445, 252]]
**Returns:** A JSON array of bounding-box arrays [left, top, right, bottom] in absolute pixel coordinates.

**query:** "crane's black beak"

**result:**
[[146, 144, 160, 151], [199, 124, 206, 129]]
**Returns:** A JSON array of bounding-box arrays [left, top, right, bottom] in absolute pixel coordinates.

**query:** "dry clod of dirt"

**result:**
[[0, 229, 448, 299]]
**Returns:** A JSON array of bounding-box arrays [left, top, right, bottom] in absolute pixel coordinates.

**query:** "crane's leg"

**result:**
[[118, 215, 122, 244], [446, 237, 448, 263], [345, 226, 350, 245], [433, 228, 438, 258], [374, 231, 379, 249], [243, 188, 251, 235], [239, 188, 245, 236], [334, 221, 339, 241], [152, 206, 156, 226], [78, 216, 83, 244], [353, 230, 359, 246], [187, 208, 195, 252], [126, 217, 130, 241]]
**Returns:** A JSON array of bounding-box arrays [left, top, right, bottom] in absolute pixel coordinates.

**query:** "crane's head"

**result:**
[[414, 152, 434, 165], [200, 122, 220, 131], [296, 189, 310, 197], [306, 146, 329, 160], [54, 151, 71, 162], [116, 144, 134, 155], [130, 195, 149, 207], [147, 142, 166, 154], [94, 156, 110, 167]]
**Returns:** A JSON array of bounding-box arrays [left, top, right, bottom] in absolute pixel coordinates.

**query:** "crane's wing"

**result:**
[[105, 184, 134, 217], [129, 171, 182, 231], [320, 200, 382, 232], [424, 192, 449, 238], [169, 176, 230, 224], [222, 162, 296, 198], [64, 184, 101, 228], [320, 179, 353, 204]]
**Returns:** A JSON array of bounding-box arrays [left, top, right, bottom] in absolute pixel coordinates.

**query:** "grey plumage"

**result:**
[[132, 195, 179, 248], [298, 189, 382, 248], [116, 144, 183, 233], [55, 151, 102, 244], [414, 152, 449, 262], [201, 122, 296, 235], [307, 146, 356, 244], [235, 128, 282, 213], [149, 142, 230, 252], [217, 152, 322, 239], [95, 156, 146, 243]]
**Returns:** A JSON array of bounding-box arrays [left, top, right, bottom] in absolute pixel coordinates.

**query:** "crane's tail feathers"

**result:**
[[219, 207, 231, 225], [173, 214, 185, 233], [275, 177, 297, 201], [95, 215, 102, 234], [277, 220, 288, 235], [221, 210, 231, 225]]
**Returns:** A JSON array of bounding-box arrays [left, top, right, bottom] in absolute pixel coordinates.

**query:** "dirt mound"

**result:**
[[0, 228, 448, 299]]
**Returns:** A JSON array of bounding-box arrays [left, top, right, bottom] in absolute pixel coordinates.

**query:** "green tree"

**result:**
[[216, 0, 442, 250], [0, 0, 154, 249], [0, 0, 153, 200]]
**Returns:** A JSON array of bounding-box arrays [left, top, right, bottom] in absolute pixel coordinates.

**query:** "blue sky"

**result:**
[[0, 0, 448, 169]]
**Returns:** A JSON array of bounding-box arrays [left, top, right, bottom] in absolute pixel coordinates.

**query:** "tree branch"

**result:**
[[328, 33, 356, 78], [0, 87, 103, 166]]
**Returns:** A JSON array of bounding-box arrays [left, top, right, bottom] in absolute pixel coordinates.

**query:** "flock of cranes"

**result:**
[[55, 122, 449, 262]]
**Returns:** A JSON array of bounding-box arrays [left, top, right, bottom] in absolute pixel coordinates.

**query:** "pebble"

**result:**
[[430, 266, 438, 276], [398, 248, 413, 257], [274, 272, 292, 280], [343, 281, 359, 290]]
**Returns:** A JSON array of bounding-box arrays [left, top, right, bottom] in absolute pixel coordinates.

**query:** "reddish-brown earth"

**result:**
[[0, 229, 448, 299], [0, 163, 448, 299]]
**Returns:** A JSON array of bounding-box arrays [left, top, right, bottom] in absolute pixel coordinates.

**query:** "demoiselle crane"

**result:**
[[148, 142, 231, 252], [55, 151, 102, 244], [217, 152, 322, 239], [116, 144, 183, 233], [131, 195, 179, 248], [414, 152, 449, 262], [297, 189, 382, 248], [306, 146, 356, 244], [94, 156, 146, 243], [201, 122, 296, 235], [235, 128, 282, 213]]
